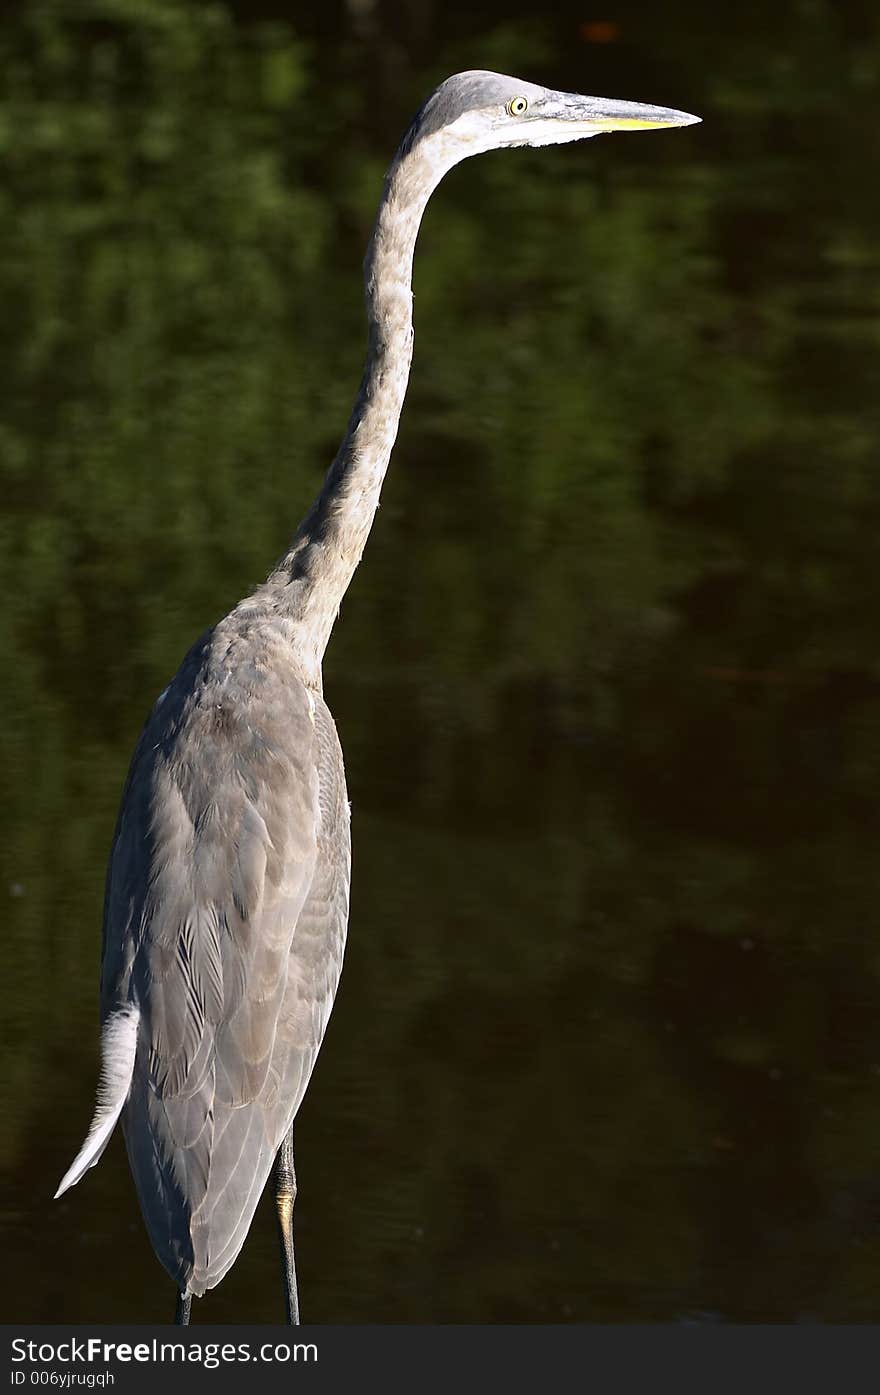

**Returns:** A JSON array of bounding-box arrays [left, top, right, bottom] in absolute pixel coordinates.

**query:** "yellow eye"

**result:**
[[507, 96, 529, 116]]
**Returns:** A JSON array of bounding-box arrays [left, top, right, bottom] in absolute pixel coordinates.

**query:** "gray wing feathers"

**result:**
[[95, 627, 350, 1296]]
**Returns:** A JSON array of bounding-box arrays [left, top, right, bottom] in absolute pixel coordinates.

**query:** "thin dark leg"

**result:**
[[175, 1291, 192, 1326], [273, 1127, 300, 1325]]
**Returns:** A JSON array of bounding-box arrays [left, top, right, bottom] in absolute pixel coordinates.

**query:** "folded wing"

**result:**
[[63, 628, 349, 1296]]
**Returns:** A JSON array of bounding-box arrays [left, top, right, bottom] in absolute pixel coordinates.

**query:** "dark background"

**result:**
[[2, 0, 880, 1322]]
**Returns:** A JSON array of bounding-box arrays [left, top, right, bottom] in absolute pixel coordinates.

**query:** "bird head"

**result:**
[[401, 69, 700, 163]]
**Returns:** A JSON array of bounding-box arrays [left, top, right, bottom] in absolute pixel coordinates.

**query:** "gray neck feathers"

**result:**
[[264, 133, 454, 686]]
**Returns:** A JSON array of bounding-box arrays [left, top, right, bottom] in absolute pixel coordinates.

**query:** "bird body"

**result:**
[[56, 70, 699, 1318], [115, 604, 349, 1296], [60, 597, 350, 1296]]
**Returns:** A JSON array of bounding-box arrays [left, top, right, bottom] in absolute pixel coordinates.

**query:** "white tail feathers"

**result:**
[[54, 1004, 140, 1199]]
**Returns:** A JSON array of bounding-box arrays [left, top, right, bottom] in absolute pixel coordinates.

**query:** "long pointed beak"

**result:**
[[565, 95, 701, 132]]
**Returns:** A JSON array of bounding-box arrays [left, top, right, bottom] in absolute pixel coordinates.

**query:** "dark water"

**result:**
[[3, 0, 880, 1322]]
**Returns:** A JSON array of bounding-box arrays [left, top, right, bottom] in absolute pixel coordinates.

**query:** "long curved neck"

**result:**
[[264, 135, 453, 687]]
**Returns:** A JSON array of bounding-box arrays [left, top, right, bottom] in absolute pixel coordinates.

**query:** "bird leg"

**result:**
[[273, 1128, 300, 1324], [174, 1291, 192, 1325]]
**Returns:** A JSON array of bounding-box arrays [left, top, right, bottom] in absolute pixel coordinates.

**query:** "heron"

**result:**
[[55, 70, 699, 1324]]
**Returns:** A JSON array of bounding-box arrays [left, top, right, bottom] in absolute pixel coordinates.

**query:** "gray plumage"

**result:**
[[56, 70, 698, 1315], [103, 614, 348, 1294]]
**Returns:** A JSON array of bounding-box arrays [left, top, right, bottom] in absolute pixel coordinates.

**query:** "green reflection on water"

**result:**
[[3, 0, 880, 1322]]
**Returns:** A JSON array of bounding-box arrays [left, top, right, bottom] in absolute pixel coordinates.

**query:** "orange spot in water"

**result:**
[[580, 20, 620, 44]]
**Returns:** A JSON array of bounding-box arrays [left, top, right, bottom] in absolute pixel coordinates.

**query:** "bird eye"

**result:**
[[507, 96, 529, 116]]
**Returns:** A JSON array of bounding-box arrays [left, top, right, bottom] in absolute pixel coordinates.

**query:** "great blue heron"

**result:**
[[55, 70, 699, 1324]]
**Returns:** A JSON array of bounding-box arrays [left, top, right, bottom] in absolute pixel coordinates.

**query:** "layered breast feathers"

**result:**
[[100, 618, 350, 1294]]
